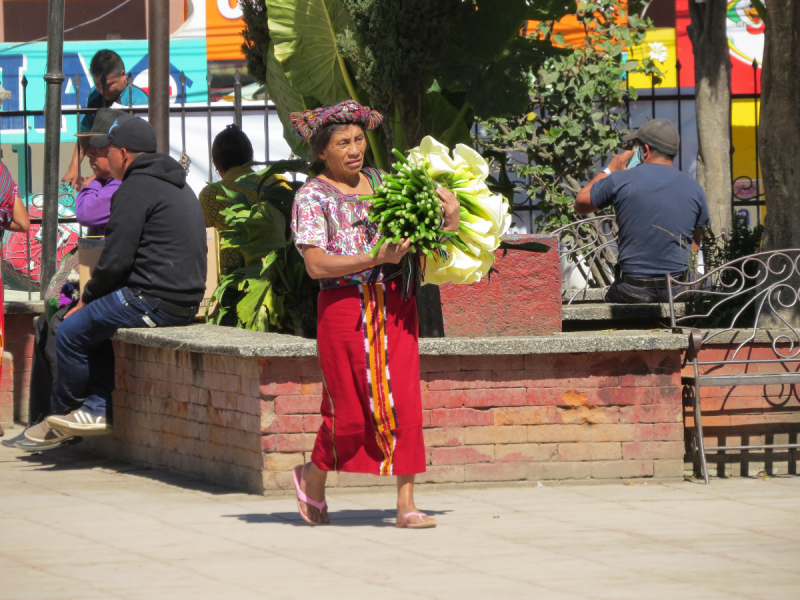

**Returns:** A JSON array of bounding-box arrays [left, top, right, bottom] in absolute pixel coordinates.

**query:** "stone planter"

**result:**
[[437, 234, 561, 337]]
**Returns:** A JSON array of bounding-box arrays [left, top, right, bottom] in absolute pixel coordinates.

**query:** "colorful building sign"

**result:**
[[676, 0, 764, 94], [205, 0, 247, 61]]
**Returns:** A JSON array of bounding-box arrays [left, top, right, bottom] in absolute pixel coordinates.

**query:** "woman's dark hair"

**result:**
[[212, 124, 254, 173], [309, 122, 366, 171]]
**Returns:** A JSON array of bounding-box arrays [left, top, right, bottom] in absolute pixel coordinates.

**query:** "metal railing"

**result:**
[[666, 249, 800, 483], [1, 69, 280, 299]]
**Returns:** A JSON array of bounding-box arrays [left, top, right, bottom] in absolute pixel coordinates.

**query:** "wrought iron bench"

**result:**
[[666, 249, 800, 483], [553, 215, 619, 304]]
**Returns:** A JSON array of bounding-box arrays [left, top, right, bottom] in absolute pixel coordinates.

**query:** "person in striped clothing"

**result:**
[[289, 101, 459, 529]]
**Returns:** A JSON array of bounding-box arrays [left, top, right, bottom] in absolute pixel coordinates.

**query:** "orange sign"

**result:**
[[206, 0, 246, 61]]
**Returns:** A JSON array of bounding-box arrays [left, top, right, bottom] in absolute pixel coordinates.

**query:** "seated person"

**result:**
[[24, 116, 206, 448], [574, 119, 711, 303], [198, 125, 290, 273], [15, 109, 124, 451], [62, 49, 148, 190]]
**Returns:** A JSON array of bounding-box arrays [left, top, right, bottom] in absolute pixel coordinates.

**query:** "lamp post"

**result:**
[[41, 0, 66, 292], [148, 0, 170, 152]]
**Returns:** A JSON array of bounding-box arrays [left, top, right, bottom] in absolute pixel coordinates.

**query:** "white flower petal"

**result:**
[[453, 144, 490, 181]]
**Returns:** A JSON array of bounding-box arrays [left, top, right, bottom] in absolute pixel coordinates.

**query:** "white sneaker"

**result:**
[[46, 410, 111, 436]]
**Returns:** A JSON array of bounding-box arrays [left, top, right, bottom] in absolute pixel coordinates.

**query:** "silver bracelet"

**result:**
[[602, 167, 612, 175]]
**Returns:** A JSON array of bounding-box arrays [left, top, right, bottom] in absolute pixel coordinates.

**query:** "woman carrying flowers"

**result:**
[[289, 101, 459, 528]]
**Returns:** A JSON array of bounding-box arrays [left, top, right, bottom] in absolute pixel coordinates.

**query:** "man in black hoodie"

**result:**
[[40, 115, 207, 441]]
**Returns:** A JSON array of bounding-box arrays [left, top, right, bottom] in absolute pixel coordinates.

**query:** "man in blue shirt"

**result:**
[[62, 50, 148, 189], [574, 119, 711, 303]]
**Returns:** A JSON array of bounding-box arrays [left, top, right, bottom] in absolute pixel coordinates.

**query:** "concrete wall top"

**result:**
[[110, 323, 689, 358]]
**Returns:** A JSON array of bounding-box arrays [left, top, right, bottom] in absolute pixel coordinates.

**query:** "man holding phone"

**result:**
[[574, 119, 711, 303]]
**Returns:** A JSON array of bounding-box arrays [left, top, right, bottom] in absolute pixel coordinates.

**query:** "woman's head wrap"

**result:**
[[290, 100, 382, 143]]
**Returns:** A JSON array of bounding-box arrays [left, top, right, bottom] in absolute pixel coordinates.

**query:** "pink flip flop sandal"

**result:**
[[292, 465, 328, 526], [396, 512, 437, 529]]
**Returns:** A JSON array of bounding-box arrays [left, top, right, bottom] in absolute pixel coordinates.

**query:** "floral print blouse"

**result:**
[[291, 168, 400, 289]]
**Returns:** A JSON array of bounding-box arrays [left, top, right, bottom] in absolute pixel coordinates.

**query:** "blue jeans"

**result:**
[[52, 287, 196, 418]]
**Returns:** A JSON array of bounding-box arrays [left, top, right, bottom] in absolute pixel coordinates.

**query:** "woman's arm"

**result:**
[[8, 197, 29, 232], [301, 239, 412, 280]]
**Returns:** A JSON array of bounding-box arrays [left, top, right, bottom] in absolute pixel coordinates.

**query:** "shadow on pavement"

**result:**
[[10, 445, 245, 496], [224, 508, 449, 527]]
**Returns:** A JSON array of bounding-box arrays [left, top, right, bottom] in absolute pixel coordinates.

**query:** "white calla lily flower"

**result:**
[[453, 144, 490, 182], [460, 222, 500, 252]]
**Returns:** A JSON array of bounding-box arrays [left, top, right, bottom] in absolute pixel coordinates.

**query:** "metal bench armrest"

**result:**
[[684, 328, 703, 367]]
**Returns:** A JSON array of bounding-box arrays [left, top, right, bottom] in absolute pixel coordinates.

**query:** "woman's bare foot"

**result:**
[[396, 474, 436, 528], [297, 462, 330, 525], [396, 506, 437, 528]]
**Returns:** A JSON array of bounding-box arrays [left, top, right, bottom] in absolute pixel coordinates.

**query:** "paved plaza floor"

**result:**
[[1, 433, 799, 600]]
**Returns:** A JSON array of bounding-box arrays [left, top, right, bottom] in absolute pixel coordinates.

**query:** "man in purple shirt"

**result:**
[[75, 144, 119, 236], [74, 109, 124, 236]]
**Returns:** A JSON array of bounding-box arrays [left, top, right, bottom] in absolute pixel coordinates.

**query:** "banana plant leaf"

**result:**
[[267, 0, 355, 105], [236, 252, 281, 329], [422, 90, 473, 149], [241, 203, 287, 264], [265, 0, 388, 170], [265, 45, 316, 157]]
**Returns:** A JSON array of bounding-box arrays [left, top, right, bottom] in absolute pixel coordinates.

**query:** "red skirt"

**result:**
[[312, 278, 427, 476]]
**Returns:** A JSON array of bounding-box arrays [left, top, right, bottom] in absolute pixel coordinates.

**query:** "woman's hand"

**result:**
[[374, 238, 412, 264], [437, 186, 460, 232]]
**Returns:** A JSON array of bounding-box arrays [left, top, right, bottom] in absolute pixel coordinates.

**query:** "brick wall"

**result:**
[[82, 343, 265, 492], [77, 342, 687, 493], [259, 349, 685, 491], [1, 313, 35, 426], [684, 343, 800, 477]]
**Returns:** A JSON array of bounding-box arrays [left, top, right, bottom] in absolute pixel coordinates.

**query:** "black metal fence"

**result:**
[[507, 59, 764, 233], [1, 63, 764, 298], [0, 70, 281, 299]]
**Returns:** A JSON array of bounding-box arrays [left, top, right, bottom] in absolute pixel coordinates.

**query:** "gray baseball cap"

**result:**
[[622, 118, 680, 156]]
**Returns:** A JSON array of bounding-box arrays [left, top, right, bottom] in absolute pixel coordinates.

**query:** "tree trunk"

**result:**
[[688, 0, 733, 235], [760, 0, 800, 250]]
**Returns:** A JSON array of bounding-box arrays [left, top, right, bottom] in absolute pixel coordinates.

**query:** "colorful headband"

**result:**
[[290, 100, 383, 142]]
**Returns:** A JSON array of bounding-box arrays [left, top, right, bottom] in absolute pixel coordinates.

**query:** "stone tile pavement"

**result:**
[[1, 435, 799, 600]]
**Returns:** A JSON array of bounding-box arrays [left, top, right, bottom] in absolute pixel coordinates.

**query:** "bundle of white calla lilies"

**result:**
[[407, 136, 512, 285]]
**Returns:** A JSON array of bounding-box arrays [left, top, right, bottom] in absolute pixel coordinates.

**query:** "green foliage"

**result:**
[[338, 0, 458, 109], [243, 0, 389, 169], [700, 213, 764, 273], [477, 0, 662, 232], [206, 161, 319, 337], [685, 214, 765, 329], [241, 0, 269, 85], [242, 0, 575, 159]]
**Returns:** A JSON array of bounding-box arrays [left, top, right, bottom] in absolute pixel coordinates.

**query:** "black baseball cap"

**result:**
[[622, 118, 680, 156], [75, 108, 127, 138], [90, 115, 157, 152]]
